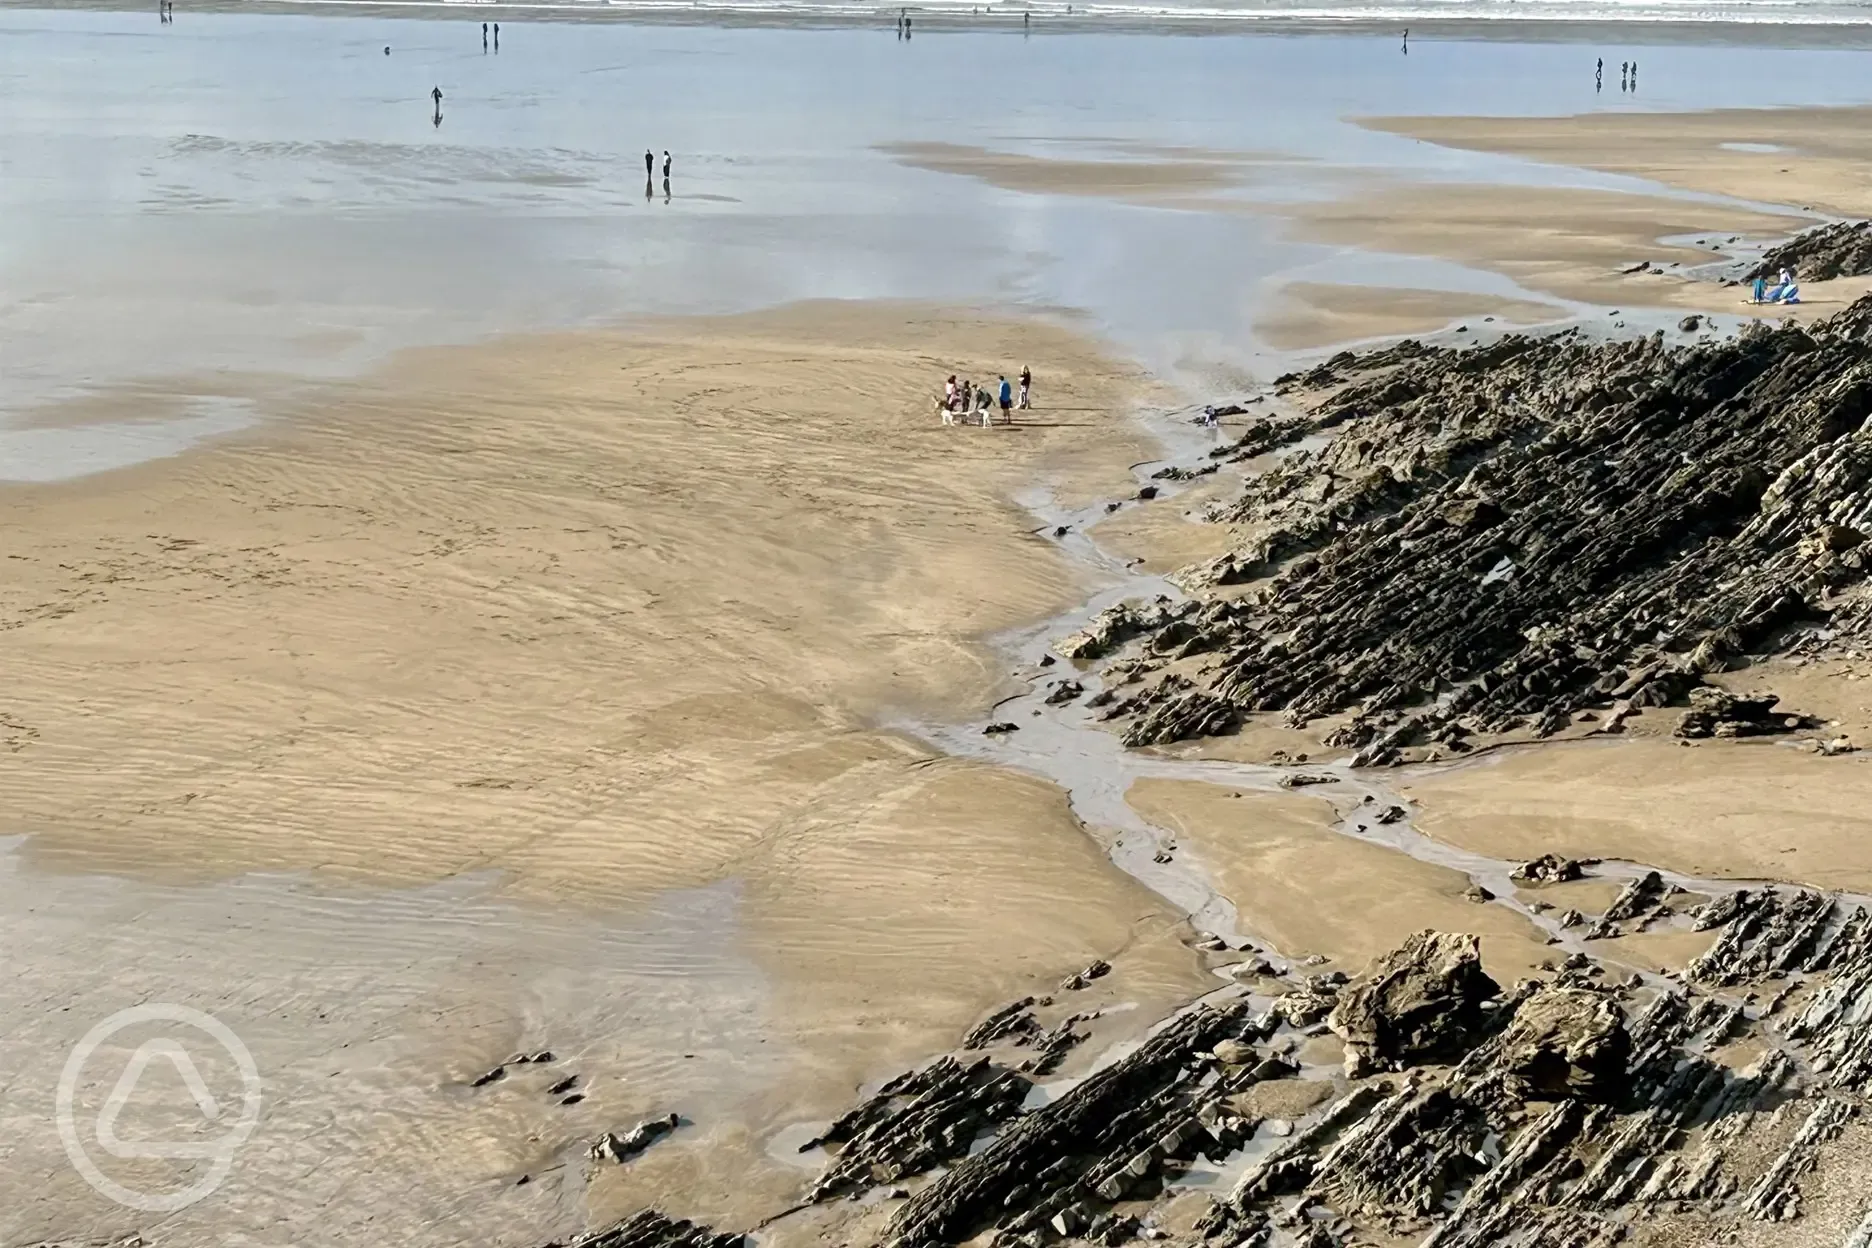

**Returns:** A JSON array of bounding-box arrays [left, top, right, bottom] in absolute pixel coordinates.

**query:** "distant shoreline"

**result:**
[[11, 0, 1872, 47]]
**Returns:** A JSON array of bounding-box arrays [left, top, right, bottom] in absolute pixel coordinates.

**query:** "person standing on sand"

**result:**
[[645, 150, 654, 179], [493, 21, 500, 49], [1018, 365, 1031, 410], [662, 151, 672, 180], [998, 375, 1013, 423], [945, 375, 958, 412]]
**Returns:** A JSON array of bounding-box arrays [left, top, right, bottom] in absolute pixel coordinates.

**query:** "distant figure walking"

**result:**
[[997, 375, 1013, 423], [1401, 25, 1408, 51], [432, 86, 443, 107], [645, 149, 654, 179], [662, 150, 672, 179], [384, 45, 391, 55], [1023, 10, 1030, 29], [492, 21, 500, 49], [903, 12, 911, 35], [482, 21, 488, 48], [1630, 59, 1638, 91], [1018, 365, 1032, 410]]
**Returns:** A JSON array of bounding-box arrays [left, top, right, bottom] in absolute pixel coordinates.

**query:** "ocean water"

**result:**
[[4, 9, 1872, 475], [185, 0, 1872, 28]]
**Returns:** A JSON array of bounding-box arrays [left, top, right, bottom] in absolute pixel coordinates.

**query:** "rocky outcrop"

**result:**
[[1104, 299, 1872, 754], [545, 1210, 743, 1248], [1490, 985, 1630, 1102], [1327, 931, 1501, 1076], [802, 1056, 1030, 1203], [1510, 854, 1594, 885], [884, 999, 1274, 1248], [589, 1113, 681, 1164], [756, 894, 1872, 1248], [1747, 220, 1872, 283]]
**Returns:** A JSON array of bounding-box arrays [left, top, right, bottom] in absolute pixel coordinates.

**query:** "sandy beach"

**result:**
[[14, 9, 1872, 1246]]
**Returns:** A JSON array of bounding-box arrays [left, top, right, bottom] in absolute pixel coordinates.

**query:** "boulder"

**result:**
[[1328, 931, 1501, 1076], [1494, 985, 1630, 1102], [1510, 854, 1592, 885]]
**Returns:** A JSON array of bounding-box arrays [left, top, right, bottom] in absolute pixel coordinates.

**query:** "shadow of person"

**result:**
[[432, 109, 443, 129], [645, 177, 654, 200], [663, 176, 671, 203]]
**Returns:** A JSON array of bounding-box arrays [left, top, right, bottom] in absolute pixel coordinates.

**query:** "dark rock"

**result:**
[[1327, 931, 1501, 1076], [1675, 686, 1803, 739], [1060, 959, 1111, 991], [1105, 304, 1872, 752], [1491, 985, 1630, 1102], [545, 1209, 744, 1248], [983, 722, 1020, 735], [962, 999, 1040, 1049], [1044, 680, 1085, 706], [1137, 485, 1160, 501], [589, 1113, 681, 1163], [1510, 854, 1593, 885], [803, 1056, 1031, 1202], [1747, 220, 1872, 283], [1680, 315, 1702, 333]]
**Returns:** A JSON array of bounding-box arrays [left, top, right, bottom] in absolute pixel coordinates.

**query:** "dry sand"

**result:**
[[1255, 281, 1565, 350], [0, 301, 1213, 1245], [1402, 738, 1872, 895], [1124, 779, 1552, 982]]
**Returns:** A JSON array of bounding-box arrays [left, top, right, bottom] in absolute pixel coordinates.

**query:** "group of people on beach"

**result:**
[[941, 367, 1031, 426], [1751, 267, 1802, 306], [1596, 57, 1638, 93]]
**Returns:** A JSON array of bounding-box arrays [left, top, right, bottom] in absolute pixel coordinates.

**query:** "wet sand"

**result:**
[[1256, 281, 1565, 349], [880, 142, 1272, 202], [1364, 105, 1872, 219], [1125, 780, 1553, 982], [0, 301, 1212, 1244], [17, 22, 1872, 1242]]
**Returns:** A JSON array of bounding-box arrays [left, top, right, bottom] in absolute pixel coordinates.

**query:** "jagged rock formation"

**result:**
[[542, 1209, 743, 1248], [1107, 297, 1872, 757], [757, 890, 1872, 1248], [590, 1113, 681, 1164], [1491, 984, 1630, 1102], [882, 998, 1271, 1248], [801, 1056, 1030, 1202], [1747, 220, 1872, 283]]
